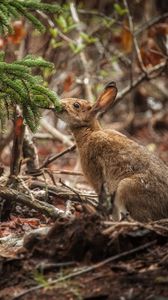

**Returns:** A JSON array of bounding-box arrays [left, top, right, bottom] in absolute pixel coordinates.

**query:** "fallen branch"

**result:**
[[0, 185, 64, 219]]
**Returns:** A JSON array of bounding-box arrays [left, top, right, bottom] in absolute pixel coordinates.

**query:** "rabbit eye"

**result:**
[[73, 102, 80, 109]]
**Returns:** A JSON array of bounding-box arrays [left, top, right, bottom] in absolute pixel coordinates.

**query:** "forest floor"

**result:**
[[0, 116, 168, 300], [1, 215, 168, 300]]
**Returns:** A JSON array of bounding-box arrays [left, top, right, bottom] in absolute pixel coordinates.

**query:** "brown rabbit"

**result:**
[[56, 82, 168, 222]]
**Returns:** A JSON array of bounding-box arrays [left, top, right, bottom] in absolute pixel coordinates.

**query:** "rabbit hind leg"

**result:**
[[113, 176, 148, 222]]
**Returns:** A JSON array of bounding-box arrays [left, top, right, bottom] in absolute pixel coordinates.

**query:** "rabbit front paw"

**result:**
[[98, 183, 115, 215], [120, 211, 134, 222]]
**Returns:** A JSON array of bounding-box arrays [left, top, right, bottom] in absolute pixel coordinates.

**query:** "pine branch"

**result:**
[[0, 54, 61, 132], [0, 1, 63, 131], [0, 0, 62, 34]]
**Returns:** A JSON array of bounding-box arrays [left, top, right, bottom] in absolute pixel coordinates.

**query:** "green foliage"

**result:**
[[33, 270, 49, 287], [0, 0, 62, 132], [68, 32, 97, 55], [50, 28, 59, 39], [50, 4, 98, 54], [0, 53, 61, 132], [113, 3, 128, 16], [33, 269, 82, 300], [80, 32, 97, 44], [55, 11, 76, 33], [69, 42, 86, 54], [102, 18, 115, 28], [0, 0, 62, 34]]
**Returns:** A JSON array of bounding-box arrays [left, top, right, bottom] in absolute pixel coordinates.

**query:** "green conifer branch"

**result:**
[[0, 54, 61, 131], [0, 1, 62, 132], [0, 0, 62, 34]]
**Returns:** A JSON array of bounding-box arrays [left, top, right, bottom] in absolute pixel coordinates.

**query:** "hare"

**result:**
[[56, 82, 168, 222]]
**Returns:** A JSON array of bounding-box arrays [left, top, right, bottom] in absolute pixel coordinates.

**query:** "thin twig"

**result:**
[[39, 6, 94, 102], [59, 178, 82, 202], [102, 220, 168, 236], [78, 9, 168, 38], [78, 9, 119, 23], [40, 144, 76, 169], [123, 0, 147, 74], [115, 61, 167, 106], [19, 178, 35, 202], [36, 261, 76, 272], [46, 169, 83, 176], [135, 12, 168, 36], [70, 1, 94, 102], [12, 240, 156, 300], [44, 169, 57, 185], [37, 10, 74, 44]]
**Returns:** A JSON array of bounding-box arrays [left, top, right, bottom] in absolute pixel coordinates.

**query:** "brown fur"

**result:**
[[56, 83, 168, 222]]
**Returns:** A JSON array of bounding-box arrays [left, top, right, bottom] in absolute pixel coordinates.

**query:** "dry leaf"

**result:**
[[63, 73, 74, 92], [121, 20, 133, 53], [8, 20, 26, 44], [140, 38, 163, 67]]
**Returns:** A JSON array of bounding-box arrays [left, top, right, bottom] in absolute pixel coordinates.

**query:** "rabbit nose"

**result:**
[[59, 102, 66, 112]]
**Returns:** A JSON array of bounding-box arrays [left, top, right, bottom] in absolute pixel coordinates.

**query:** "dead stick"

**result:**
[[40, 144, 76, 169], [12, 240, 156, 300]]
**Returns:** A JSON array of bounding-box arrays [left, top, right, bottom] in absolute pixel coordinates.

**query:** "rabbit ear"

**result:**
[[91, 81, 117, 115]]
